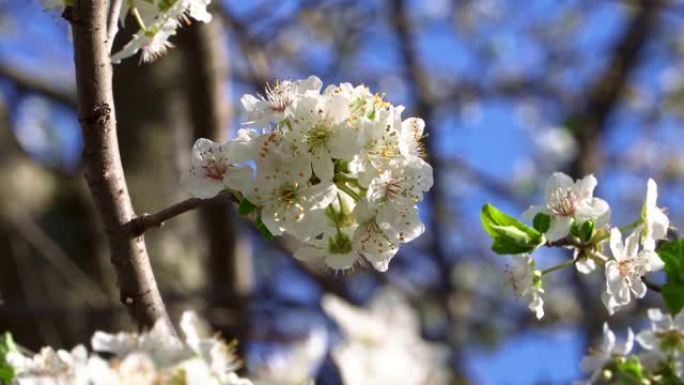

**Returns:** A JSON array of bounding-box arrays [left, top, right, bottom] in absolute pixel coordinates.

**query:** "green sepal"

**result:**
[[578, 220, 595, 243], [255, 212, 274, 241], [238, 198, 257, 216], [158, 0, 179, 12], [328, 231, 352, 254], [0, 332, 18, 384], [613, 356, 646, 385]]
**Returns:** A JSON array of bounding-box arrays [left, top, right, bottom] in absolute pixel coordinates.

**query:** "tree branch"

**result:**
[[0, 61, 76, 106], [67, 0, 170, 329], [106, 0, 123, 52], [128, 191, 236, 235], [570, 0, 664, 176]]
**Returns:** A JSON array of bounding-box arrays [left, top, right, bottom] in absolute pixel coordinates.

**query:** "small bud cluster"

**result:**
[[182, 76, 433, 271]]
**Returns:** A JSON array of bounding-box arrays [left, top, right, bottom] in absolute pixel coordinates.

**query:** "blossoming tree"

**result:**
[[0, 0, 682, 385]]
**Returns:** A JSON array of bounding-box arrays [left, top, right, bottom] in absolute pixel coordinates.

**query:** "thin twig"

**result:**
[[0, 61, 76, 106], [127, 190, 237, 236], [106, 0, 123, 52]]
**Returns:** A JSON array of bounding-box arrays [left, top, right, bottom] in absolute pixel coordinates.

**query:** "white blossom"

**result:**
[[8, 346, 90, 385], [399, 117, 427, 159], [111, 23, 177, 64], [181, 138, 253, 199], [111, 0, 213, 64], [348, 107, 404, 187], [247, 158, 336, 239], [636, 308, 684, 380], [250, 327, 327, 385], [241, 76, 323, 128], [184, 77, 432, 272], [1, 312, 243, 385], [601, 228, 662, 315], [289, 94, 358, 182], [322, 290, 449, 385], [523, 172, 610, 242], [508, 254, 545, 319], [575, 323, 634, 385], [637, 308, 684, 351], [366, 158, 433, 212], [641, 178, 669, 251], [294, 223, 361, 270]]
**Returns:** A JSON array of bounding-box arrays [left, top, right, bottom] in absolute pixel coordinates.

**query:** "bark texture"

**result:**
[[69, 0, 170, 329]]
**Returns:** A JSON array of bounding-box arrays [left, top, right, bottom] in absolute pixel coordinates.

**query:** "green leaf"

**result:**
[[0, 332, 17, 384], [662, 282, 684, 315], [481, 204, 543, 255], [238, 198, 257, 216], [657, 240, 684, 281], [255, 213, 274, 241], [532, 213, 551, 233]]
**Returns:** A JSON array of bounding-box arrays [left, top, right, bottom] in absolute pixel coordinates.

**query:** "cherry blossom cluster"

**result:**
[[575, 309, 684, 384], [2, 312, 252, 385], [182, 76, 433, 271], [485, 172, 669, 320], [482, 172, 684, 383]]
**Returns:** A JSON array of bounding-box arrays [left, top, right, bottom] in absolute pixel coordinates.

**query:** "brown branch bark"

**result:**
[[128, 191, 236, 236], [67, 0, 170, 329], [129, 191, 358, 304]]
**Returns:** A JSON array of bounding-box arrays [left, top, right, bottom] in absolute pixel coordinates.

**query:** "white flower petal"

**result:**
[[574, 174, 597, 201], [545, 216, 573, 241], [609, 228, 625, 261]]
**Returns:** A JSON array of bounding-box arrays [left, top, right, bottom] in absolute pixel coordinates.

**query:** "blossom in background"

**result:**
[[641, 178, 669, 250], [636, 308, 684, 381], [184, 76, 432, 272], [322, 290, 449, 385], [574, 323, 634, 385], [250, 327, 327, 385], [7, 311, 253, 385], [601, 228, 663, 315], [508, 254, 545, 319], [523, 172, 610, 242], [111, 0, 213, 64]]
